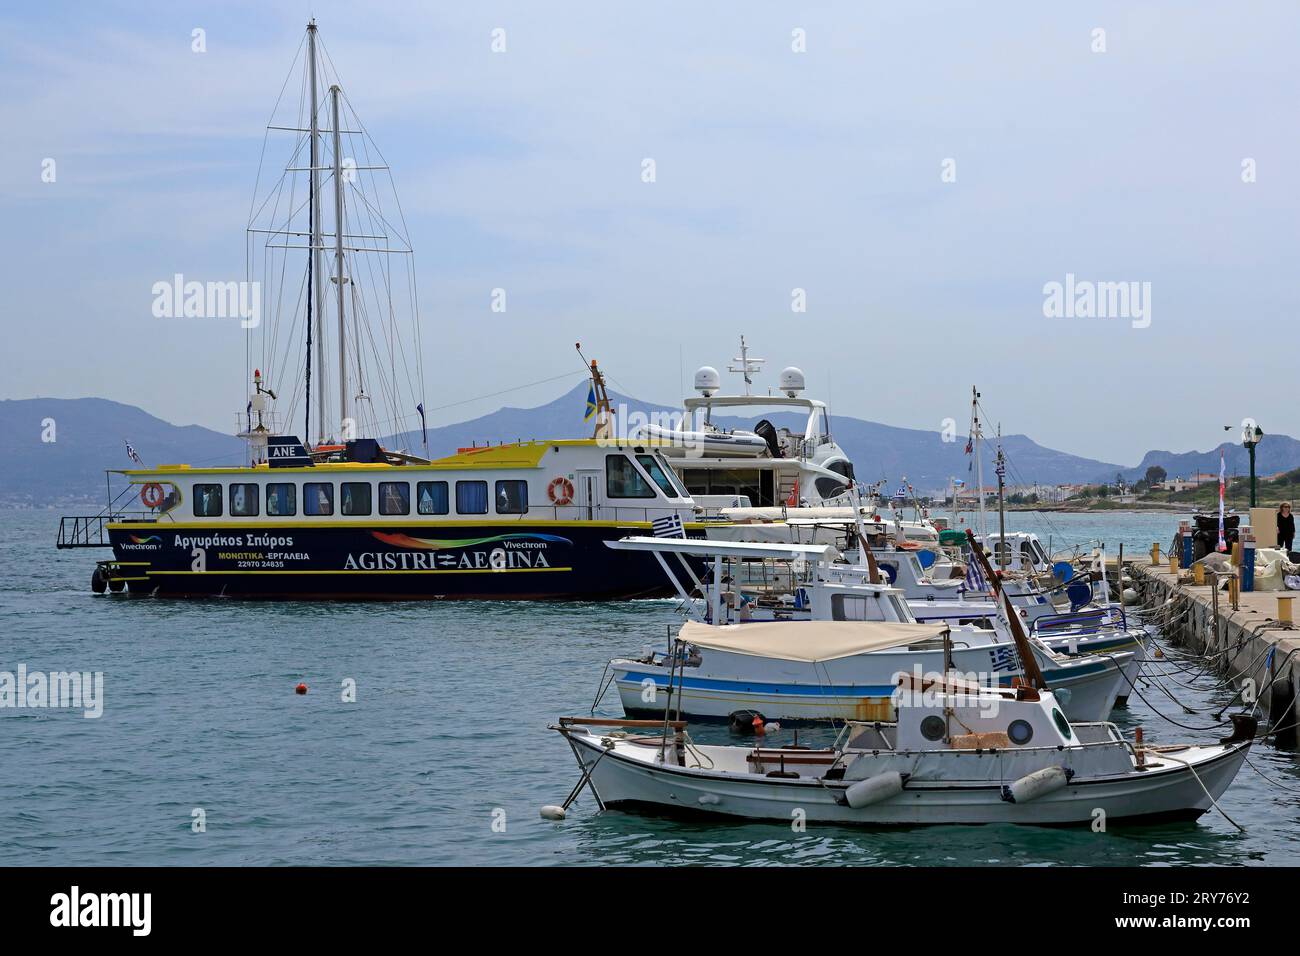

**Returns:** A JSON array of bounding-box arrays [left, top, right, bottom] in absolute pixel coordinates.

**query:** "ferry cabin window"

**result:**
[[266, 483, 297, 516], [456, 480, 489, 514], [341, 482, 372, 516], [606, 455, 655, 498], [304, 482, 334, 516], [193, 484, 223, 517], [379, 481, 410, 516], [229, 483, 259, 517], [417, 481, 449, 515], [494, 480, 528, 514], [635, 455, 678, 498]]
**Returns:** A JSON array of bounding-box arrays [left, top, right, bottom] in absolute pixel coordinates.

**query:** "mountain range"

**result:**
[[3, 385, 1298, 506]]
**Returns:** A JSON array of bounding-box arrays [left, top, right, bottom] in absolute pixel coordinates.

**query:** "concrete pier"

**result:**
[[1128, 560, 1299, 747]]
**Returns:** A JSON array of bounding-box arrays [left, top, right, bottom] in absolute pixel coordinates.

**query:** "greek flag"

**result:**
[[964, 554, 988, 592], [652, 513, 685, 538]]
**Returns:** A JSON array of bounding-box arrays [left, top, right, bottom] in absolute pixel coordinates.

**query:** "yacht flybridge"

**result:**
[[637, 338, 857, 513], [55, 21, 700, 600]]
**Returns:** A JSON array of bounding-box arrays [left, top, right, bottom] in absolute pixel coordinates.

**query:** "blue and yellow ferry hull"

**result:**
[[105, 520, 701, 600]]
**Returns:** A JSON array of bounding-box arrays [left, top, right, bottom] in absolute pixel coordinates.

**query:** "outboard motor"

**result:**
[[753, 419, 782, 458], [728, 709, 768, 734]]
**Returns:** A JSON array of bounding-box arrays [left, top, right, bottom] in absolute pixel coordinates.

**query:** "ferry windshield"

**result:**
[[636, 455, 678, 498]]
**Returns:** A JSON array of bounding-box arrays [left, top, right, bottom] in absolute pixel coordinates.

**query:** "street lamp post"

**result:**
[[1242, 423, 1263, 508]]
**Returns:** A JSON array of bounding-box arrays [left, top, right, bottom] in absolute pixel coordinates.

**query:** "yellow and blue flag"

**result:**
[[584, 383, 598, 421]]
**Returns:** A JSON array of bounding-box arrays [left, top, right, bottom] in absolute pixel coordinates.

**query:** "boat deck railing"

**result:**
[[56, 514, 125, 549]]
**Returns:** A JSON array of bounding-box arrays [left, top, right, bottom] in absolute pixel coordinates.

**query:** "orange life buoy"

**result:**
[[547, 477, 575, 507], [140, 482, 165, 509]]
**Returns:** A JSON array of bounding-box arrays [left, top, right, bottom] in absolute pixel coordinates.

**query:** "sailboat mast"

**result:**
[[308, 21, 326, 444], [330, 84, 348, 436], [972, 386, 986, 538]]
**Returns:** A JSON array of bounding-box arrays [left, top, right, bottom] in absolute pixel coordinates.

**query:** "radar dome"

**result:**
[[779, 367, 806, 397], [694, 366, 721, 396]]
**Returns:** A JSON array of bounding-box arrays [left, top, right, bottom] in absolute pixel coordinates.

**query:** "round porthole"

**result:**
[[1051, 708, 1073, 739], [920, 715, 946, 741], [1007, 719, 1034, 745]]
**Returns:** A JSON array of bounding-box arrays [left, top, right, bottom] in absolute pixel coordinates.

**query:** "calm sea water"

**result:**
[[2, 509, 1297, 866]]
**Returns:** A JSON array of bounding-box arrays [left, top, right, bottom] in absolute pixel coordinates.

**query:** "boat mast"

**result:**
[[972, 386, 986, 538], [996, 430, 1007, 570], [307, 21, 326, 444], [330, 84, 349, 437]]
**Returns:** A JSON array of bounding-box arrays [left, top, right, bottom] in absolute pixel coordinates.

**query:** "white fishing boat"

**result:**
[[552, 679, 1255, 826], [609, 618, 1129, 724], [601, 537, 1133, 723]]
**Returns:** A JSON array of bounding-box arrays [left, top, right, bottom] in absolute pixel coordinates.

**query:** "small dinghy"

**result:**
[[552, 678, 1255, 827], [637, 423, 770, 458]]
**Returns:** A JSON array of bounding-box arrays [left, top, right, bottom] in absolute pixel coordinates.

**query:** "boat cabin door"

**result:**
[[575, 469, 602, 520]]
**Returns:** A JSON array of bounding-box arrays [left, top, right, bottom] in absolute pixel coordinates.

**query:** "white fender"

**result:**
[[845, 770, 904, 809], [1007, 765, 1070, 803], [539, 805, 567, 820]]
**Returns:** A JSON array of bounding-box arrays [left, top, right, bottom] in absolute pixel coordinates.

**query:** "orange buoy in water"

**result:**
[[752, 715, 765, 736], [295, 683, 308, 695]]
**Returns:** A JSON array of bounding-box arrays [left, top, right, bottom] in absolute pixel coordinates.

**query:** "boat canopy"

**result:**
[[677, 619, 949, 662]]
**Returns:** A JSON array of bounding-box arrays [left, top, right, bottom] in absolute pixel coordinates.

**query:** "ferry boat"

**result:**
[[68, 436, 699, 599], [54, 21, 699, 601]]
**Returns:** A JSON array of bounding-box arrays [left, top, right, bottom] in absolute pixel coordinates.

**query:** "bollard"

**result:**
[[1279, 596, 1294, 625], [1193, 562, 1205, 586], [1228, 574, 1239, 610], [1241, 530, 1256, 592], [1150, 542, 1161, 565], [1179, 520, 1194, 569], [1170, 552, 1180, 574]]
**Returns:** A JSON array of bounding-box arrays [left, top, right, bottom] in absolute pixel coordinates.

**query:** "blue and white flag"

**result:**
[[652, 513, 685, 538], [124, 440, 144, 466], [964, 554, 988, 592]]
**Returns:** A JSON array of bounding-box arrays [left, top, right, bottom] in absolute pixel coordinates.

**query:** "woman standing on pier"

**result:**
[[1278, 502, 1295, 554]]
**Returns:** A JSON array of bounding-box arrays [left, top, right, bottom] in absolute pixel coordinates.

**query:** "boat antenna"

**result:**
[[575, 342, 614, 439], [971, 386, 986, 538], [727, 335, 765, 396]]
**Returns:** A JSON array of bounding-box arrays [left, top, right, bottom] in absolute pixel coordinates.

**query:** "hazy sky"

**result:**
[[2, 1, 1296, 464]]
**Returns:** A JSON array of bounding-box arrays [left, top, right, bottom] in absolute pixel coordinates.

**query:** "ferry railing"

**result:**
[[528, 503, 696, 524], [56, 510, 172, 549]]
